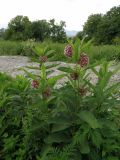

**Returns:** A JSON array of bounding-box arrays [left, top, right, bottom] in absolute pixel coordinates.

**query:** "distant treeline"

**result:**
[[77, 5, 120, 44], [0, 17, 67, 43], [0, 5, 120, 44]]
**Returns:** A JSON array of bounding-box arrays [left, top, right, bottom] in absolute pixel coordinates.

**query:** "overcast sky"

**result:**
[[0, 0, 120, 30]]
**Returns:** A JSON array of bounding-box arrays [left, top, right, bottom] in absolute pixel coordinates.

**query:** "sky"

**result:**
[[0, 0, 120, 31]]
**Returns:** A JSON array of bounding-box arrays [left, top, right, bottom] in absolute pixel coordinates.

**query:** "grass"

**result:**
[[0, 40, 120, 63], [0, 40, 33, 56], [34, 40, 66, 61], [87, 45, 120, 63], [0, 40, 23, 55]]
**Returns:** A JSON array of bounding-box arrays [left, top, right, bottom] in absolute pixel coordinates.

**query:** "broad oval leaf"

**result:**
[[78, 111, 101, 129], [51, 123, 72, 133]]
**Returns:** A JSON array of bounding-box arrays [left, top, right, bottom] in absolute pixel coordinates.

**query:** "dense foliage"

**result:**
[[0, 28, 5, 40], [0, 39, 120, 159], [0, 40, 34, 56], [77, 5, 120, 44], [1, 5, 120, 45], [2, 16, 67, 43]]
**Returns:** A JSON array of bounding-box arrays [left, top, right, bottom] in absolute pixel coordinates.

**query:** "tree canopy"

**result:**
[[80, 5, 120, 44], [2, 5, 120, 44], [4, 16, 67, 42], [5, 15, 31, 40]]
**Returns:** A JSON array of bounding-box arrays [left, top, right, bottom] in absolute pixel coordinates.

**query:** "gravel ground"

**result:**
[[0, 56, 120, 88]]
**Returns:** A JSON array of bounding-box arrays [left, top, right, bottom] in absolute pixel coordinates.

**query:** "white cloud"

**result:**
[[0, 0, 119, 30]]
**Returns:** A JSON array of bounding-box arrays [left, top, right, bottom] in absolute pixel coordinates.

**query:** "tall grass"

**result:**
[[0, 40, 33, 56], [34, 40, 66, 61], [0, 40, 23, 55], [87, 45, 120, 63], [0, 40, 120, 63]]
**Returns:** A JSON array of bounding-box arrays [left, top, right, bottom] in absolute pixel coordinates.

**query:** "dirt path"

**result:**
[[0, 56, 120, 87]]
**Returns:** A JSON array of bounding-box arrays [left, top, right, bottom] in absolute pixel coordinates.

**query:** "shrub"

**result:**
[[0, 40, 33, 56], [86, 45, 120, 63], [113, 37, 120, 45], [32, 40, 66, 61], [0, 38, 120, 159]]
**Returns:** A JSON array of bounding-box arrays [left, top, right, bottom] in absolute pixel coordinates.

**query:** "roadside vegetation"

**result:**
[[0, 40, 120, 64]]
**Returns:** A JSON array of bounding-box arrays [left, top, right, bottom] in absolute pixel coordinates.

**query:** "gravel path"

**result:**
[[0, 56, 120, 87], [0, 56, 37, 77]]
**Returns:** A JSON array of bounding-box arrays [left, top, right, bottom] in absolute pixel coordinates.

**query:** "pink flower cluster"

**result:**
[[78, 86, 86, 96], [64, 45, 73, 57], [78, 53, 89, 67], [31, 80, 51, 98], [39, 56, 48, 63], [43, 88, 51, 98], [31, 80, 39, 88], [64, 45, 89, 67]]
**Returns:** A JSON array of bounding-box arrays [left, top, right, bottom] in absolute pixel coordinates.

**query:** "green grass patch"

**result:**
[[0, 40, 120, 63], [87, 45, 120, 63]]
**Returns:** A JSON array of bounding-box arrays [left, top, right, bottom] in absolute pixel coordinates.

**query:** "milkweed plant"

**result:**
[[0, 38, 120, 160]]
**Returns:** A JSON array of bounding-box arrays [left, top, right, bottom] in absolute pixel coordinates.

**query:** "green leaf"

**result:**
[[19, 68, 37, 79], [58, 67, 73, 73], [51, 123, 71, 133], [91, 67, 99, 76], [73, 38, 81, 62], [41, 64, 46, 79], [79, 133, 90, 154], [46, 50, 55, 58], [107, 156, 119, 160], [84, 79, 95, 90], [105, 82, 120, 95], [91, 130, 102, 148], [81, 39, 92, 52], [46, 63, 60, 69], [44, 133, 70, 144], [49, 114, 72, 124], [25, 66, 40, 70], [33, 47, 43, 56], [48, 74, 65, 86], [99, 72, 112, 89], [78, 111, 101, 129], [39, 144, 51, 159]]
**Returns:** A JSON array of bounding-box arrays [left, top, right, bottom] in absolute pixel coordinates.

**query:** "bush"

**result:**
[[0, 40, 33, 56], [85, 45, 120, 63], [0, 38, 120, 159], [32, 40, 66, 61], [113, 37, 120, 45]]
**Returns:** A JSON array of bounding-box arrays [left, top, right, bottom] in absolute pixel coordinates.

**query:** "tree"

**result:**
[[95, 17, 112, 44], [76, 31, 84, 40], [31, 20, 50, 41], [0, 28, 5, 39], [49, 19, 67, 43], [83, 14, 102, 40], [82, 5, 120, 44], [4, 16, 67, 42], [96, 6, 120, 44], [5, 15, 31, 40]]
